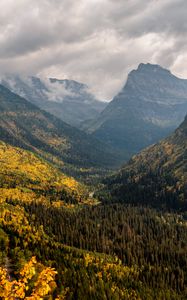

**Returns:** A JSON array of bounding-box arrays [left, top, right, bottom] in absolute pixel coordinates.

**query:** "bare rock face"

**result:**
[[84, 63, 187, 160]]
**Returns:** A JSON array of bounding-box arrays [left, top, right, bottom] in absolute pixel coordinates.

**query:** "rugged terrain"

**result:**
[[83, 63, 187, 160]]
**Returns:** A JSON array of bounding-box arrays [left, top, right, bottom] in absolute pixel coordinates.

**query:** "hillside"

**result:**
[[0, 84, 120, 173], [0, 141, 90, 206], [1, 75, 106, 127], [103, 115, 187, 210], [83, 63, 187, 160]]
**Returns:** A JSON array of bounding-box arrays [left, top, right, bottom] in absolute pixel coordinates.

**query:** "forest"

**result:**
[[0, 193, 187, 299]]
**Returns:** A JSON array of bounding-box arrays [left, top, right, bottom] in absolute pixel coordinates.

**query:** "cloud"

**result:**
[[0, 0, 186, 99], [42, 78, 76, 102]]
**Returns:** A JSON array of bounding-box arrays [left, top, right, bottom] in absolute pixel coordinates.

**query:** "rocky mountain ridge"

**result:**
[[83, 63, 187, 160]]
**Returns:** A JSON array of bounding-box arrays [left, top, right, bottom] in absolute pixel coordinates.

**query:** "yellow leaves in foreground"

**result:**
[[0, 257, 59, 300]]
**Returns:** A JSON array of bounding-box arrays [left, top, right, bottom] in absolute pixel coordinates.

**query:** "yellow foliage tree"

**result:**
[[0, 256, 59, 299]]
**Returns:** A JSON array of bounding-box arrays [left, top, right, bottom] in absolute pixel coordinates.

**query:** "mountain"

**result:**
[[0, 84, 119, 173], [83, 63, 187, 160], [1, 75, 106, 127], [103, 115, 187, 210]]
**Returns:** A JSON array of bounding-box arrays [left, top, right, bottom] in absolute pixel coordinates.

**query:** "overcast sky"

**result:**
[[0, 0, 187, 100]]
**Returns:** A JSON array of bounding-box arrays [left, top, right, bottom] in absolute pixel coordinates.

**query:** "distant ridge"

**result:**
[[1, 75, 106, 127]]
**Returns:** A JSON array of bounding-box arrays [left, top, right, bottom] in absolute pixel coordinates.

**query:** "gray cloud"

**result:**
[[0, 0, 187, 99]]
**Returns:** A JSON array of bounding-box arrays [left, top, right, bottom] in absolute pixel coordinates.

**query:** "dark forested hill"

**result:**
[[83, 63, 187, 160], [0, 84, 119, 172], [103, 115, 187, 210]]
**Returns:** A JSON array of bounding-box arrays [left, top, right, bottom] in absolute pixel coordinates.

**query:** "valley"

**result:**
[[0, 63, 186, 299]]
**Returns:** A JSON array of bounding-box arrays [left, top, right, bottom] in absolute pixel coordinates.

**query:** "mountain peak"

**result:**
[[49, 78, 87, 88], [124, 63, 187, 99], [129, 63, 171, 79], [85, 63, 187, 161]]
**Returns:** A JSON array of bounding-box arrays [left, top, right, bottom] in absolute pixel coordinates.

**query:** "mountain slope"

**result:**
[[104, 115, 187, 210], [84, 63, 187, 160], [1, 75, 106, 127], [0, 84, 119, 171], [0, 140, 90, 206]]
